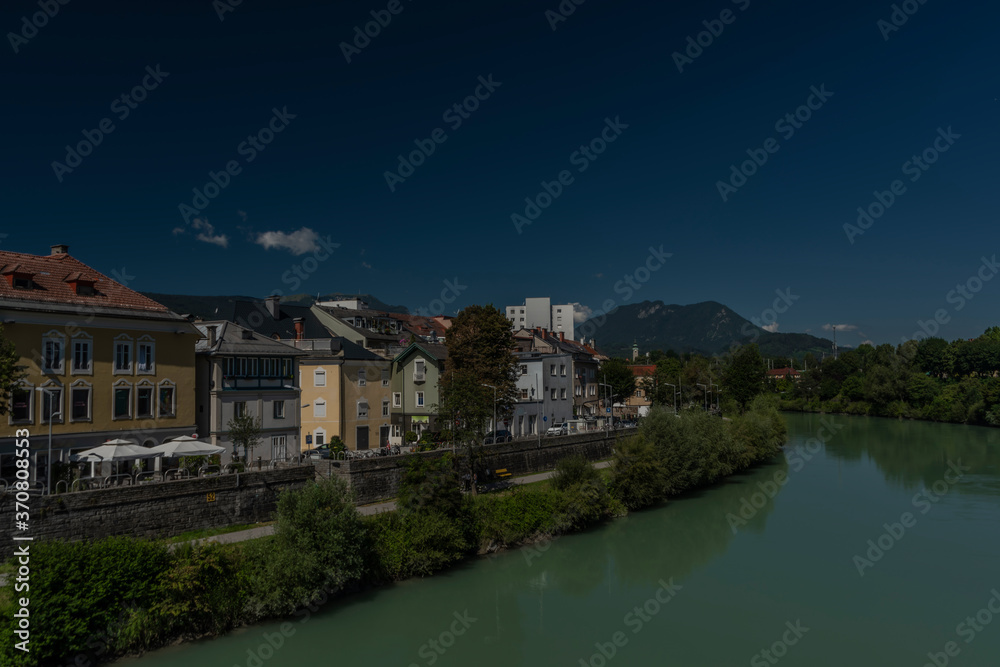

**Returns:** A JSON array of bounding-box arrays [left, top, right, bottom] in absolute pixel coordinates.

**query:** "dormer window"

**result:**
[[64, 272, 97, 296], [2, 264, 35, 289], [13, 276, 32, 289]]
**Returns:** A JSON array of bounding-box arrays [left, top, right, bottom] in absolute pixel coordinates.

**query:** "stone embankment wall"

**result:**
[[0, 466, 314, 558], [317, 429, 634, 505]]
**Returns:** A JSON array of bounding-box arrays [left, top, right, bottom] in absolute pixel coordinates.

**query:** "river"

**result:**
[[121, 413, 1000, 666]]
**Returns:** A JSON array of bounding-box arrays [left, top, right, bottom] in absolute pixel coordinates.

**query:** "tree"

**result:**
[[723, 343, 766, 413], [599, 357, 636, 405], [0, 325, 26, 416], [227, 413, 262, 462], [438, 304, 519, 491]]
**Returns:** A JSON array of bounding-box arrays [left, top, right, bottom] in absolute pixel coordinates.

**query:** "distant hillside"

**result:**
[[143, 292, 409, 320], [581, 300, 832, 359]]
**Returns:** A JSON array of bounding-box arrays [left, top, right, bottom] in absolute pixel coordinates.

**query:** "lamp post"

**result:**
[[665, 383, 678, 414], [36, 387, 60, 495], [696, 383, 708, 412], [482, 384, 496, 443], [710, 383, 721, 412]]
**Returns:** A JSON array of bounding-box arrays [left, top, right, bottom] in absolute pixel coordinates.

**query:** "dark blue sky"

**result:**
[[3, 0, 998, 346]]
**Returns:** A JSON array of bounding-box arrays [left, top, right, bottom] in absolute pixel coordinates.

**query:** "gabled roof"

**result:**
[[290, 336, 384, 362], [223, 300, 331, 340], [631, 365, 656, 376], [194, 320, 307, 356], [0, 249, 181, 320], [393, 341, 449, 365]]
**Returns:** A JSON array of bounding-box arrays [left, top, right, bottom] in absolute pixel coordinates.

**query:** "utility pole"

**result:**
[[482, 384, 496, 442], [697, 383, 708, 411]]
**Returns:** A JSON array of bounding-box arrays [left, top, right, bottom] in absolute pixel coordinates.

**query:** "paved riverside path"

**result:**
[[183, 460, 612, 549]]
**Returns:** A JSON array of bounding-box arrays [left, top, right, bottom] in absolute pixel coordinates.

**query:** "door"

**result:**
[[356, 426, 369, 451], [379, 425, 390, 448]]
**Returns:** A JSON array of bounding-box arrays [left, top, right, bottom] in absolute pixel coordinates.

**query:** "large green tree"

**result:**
[[227, 413, 262, 462], [0, 325, 26, 416], [723, 343, 766, 413], [599, 357, 637, 405], [438, 304, 518, 488]]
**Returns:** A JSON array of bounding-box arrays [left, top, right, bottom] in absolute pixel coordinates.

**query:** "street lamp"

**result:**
[[36, 387, 61, 495], [710, 383, 721, 412], [482, 384, 496, 443], [598, 379, 613, 433], [664, 383, 678, 414], [696, 383, 708, 412]]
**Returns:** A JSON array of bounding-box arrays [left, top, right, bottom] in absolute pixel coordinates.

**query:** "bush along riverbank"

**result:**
[[0, 399, 786, 667]]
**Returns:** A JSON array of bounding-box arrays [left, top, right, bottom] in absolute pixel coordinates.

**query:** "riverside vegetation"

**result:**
[[0, 399, 785, 667]]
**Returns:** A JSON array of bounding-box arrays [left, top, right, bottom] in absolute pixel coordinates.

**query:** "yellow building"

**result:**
[[292, 338, 392, 451], [0, 245, 201, 486]]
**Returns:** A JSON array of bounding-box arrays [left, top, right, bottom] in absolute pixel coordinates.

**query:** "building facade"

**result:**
[[390, 342, 447, 444], [511, 351, 574, 437], [194, 321, 303, 463], [505, 297, 575, 341], [0, 245, 200, 486]]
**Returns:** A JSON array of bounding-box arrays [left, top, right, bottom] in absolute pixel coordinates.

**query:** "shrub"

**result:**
[[366, 510, 469, 581], [609, 436, 668, 510], [551, 454, 601, 492], [471, 487, 562, 549], [398, 454, 463, 519]]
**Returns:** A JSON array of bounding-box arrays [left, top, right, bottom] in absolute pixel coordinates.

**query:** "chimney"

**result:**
[[207, 325, 217, 346], [293, 317, 305, 341], [50, 244, 69, 256], [265, 295, 280, 319], [559, 332, 565, 342]]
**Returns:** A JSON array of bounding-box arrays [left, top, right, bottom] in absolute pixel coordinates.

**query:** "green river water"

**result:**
[[122, 413, 1000, 666]]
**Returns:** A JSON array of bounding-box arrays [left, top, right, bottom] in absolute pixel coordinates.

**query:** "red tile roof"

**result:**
[[0, 249, 170, 313], [767, 367, 801, 377], [631, 365, 656, 376]]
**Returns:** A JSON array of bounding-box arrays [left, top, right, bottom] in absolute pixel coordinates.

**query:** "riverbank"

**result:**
[[0, 402, 785, 667]]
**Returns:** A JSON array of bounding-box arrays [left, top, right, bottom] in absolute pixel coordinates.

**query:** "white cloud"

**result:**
[[175, 218, 229, 248], [822, 323, 858, 332], [571, 302, 593, 323], [762, 322, 779, 333], [255, 227, 321, 255], [237, 210, 247, 222], [860, 339, 875, 346], [362, 261, 372, 270]]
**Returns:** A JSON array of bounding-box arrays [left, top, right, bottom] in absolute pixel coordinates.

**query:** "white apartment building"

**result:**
[[505, 297, 575, 340]]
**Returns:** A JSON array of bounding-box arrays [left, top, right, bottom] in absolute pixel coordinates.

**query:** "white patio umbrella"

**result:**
[[71, 440, 164, 462], [151, 437, 225, 457]]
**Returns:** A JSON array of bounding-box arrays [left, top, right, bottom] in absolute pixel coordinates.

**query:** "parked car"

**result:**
[[546, 423, 568, 436], [484, 429, 513, 444], [304, 444, 331, 459]]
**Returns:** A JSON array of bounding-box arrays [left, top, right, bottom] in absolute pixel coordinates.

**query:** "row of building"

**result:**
[[0, 245, 613, 486]]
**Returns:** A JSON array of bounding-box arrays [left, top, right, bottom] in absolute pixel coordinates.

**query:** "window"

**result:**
[[315, 430, 326, 446], [414, 359, 426, 380], [10, 386, 32, 424], [113, 384, 131, 420], [550, 388, 557, 400], [234, 401, 247, 418], [382, 399, 389, 417], [381, 369, 390, 387], [282, 358, 292, 378], [70, 386, 91, 421], [561, 388, 567, 400], [520, 388, 529, 400], [271, 436, 287, 461], [550, 364, 556, 376], [357, 400, 369, 419], [314, 369, 326, 387], [42, 333, 64, 373], [158, 384, 175, 417], [520, 365, 528, 375], [393, 392, 401, 408], [71, 337, 92, 374], [575, 385, 582, 397], [589, 385, 596, 396], [114, 337, 133, 374], [314, 400, 326, 419], [274, 400, 285, 419], [137, 338, 155, 374], [560, 364, 566, 376], [358, 369, 366, 387], [416, 391, 425, 407], [136, 386, 153, 418]]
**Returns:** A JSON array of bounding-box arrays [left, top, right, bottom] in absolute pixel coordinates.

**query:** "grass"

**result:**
[[164, 522, 269, 544]]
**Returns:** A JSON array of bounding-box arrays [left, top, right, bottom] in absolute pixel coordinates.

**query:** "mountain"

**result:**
[[580, 300, 833, 359], [142, 292, 409, 320]]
